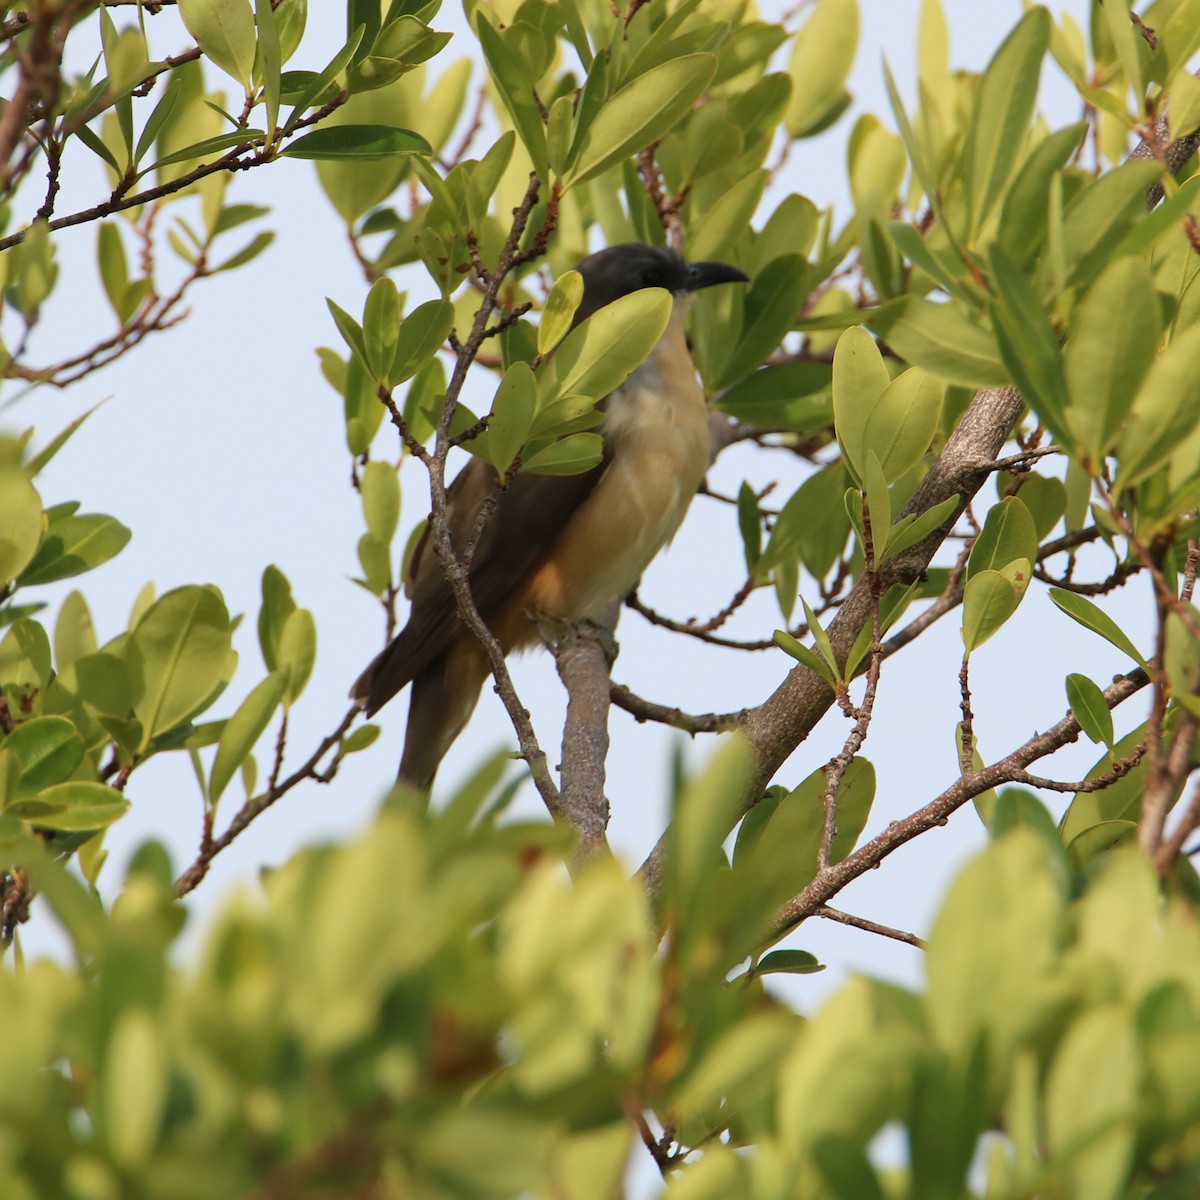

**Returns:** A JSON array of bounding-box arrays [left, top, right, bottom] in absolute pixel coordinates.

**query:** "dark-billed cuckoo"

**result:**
[[351, 242, 749, 786]]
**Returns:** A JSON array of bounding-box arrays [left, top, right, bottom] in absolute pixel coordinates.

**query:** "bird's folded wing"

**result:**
[[352, 453, 607, 714]]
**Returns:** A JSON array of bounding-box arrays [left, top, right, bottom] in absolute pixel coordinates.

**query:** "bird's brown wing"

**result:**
[[351, 453, 607, 715]]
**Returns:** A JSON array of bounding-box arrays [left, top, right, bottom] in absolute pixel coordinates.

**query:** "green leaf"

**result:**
[[877, 495, 959, 566], [861, 450, 891, 568], [1046, 1007, 1139, 1200], [686, 170, 767, 264], [989, 246, 1069, 444], [258, 564, 295, 671], [25, 403, 105, 477], [18, 514, 131, 586], [1115, 321, 1200, 492], [1063, 257, 1158, 467], [475, 16, 549, 180], [178, 0, 257, 88], [785, 0, 858, 137], [962, 569, 1019, 653], [328, 299, 370, 372], [962, 7, 1049, 239], [2, 716, 84, 793], [360, 460, 401, 546], [103, 1009, 167, 1167], [1066, 673, 1115, 749], [755, 948, 825, 975], [563, 54, 718, 187], [1049, 589, 1148, 669], [282, 124, 431, 161], [737, 482, 761, 573], [482, 362, 536, 474], [126, 586, 235, 749], [341, 723, 380, 755], [209, 670, 287, 805], [1060, 159, 1161, 289], [537, 270, 584, 356], [521, 433, 603, 476], [967, 496, 1037, 578], [282, 27, 363, 137], [861, 367, 943, 483], [0, 472, 44, 585], [832, 325, 891, 485], [357, 533, 390, 596], [75, 652, 135, 716], [363, 277, 401, 386], [537, 288, 673, 408], [14, 780, 129, 831], [668, 736, 752, 915], [391, 299, 454, 386], [997, 122, 1088, 266], [713, 253, 807, 388], [276, 607, 315, 705], [869, 298, 1009, 389], [211, 231, 274, 273], [255, 0, 282, 137], [715, 362, 832, 432], [773, 629, 838, 689]]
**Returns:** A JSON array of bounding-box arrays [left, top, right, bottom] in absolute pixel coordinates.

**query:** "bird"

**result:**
[[351, 242, 750, 787]]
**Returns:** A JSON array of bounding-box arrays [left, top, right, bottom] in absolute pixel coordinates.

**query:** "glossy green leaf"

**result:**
[[282, 124, 430, 161], [2, 716, 84, 793], [391, 299, 454, 386], [0, 472, 44, 585], [360, 461, 400, 546], [1066, 673, 1115, 749], [1060, 159, 1161, 289], [537, 271, 584, 356], [832, 325, 891, 485], [19, 514, 131, 586], [755, 949, 825, 976], [276, 607, 315, 705], [209, 670, 287, 805], [563, 54, 718, 187], [14, 781, 129, 831], [962, 569, 1019, 652], [862, 367, 943, 483], [713, 253, 805, 388], [521, 433, 603, 476], [877, 495, 960, 566], [774, 628, 838, 689], [255, 0, 281, 136], [785, 0, 858, 137], [996, 122, 1088, 266], [483, 362, 537, 474], [537, 288, 672, 408], [1064, 257, 1158, 467], [962, 8, 1049, 239], [714, 362, 832, 432], [75, 652, 135, 716], [475, 16, 548, 180], [870, 298, 1009, 388], [1115, 321, 1200, 492], [968, 496, 1037, 578], [1049, 588, 1148, 669], [126, 587, 234, 748], [989, 246, 1069, 444], [1046, 1006, 1139, 1200], [178, 0, 257, 88], [258, 565, 295, 672]]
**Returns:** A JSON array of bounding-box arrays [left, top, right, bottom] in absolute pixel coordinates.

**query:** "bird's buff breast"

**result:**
[[522, 313, 710, 622]]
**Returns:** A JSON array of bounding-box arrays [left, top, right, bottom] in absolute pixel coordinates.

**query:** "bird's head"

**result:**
[[572, 242, 748, 326]]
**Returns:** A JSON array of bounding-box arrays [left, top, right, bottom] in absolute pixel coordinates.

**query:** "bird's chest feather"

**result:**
[[523, 314, 710, 621]]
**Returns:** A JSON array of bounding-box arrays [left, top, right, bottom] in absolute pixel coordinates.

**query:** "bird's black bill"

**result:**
[[685, 260, 751, 291]]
